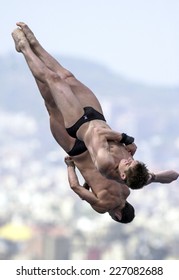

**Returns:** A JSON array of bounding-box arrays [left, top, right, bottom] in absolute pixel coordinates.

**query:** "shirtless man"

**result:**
[[11, 23, 179, 223], [11, 23, 150, 189]]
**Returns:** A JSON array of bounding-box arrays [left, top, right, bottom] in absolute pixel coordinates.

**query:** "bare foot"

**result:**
[[16, 22, 38, 47], [11, 28, 29, 52]]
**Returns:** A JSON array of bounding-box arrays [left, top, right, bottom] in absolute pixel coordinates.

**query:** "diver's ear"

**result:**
[[120, 171, 127, 181], [115, 211, 122, 221]]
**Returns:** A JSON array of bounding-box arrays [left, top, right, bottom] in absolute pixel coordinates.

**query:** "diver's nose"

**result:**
[[128, 157, 132, 163]]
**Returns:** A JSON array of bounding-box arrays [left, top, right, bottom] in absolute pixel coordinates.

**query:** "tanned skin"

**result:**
[[11, 23, 179, 222]]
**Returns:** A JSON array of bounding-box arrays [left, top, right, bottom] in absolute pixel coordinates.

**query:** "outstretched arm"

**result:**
[[64, 157, 99, 204], [146, 170, 179, 185]]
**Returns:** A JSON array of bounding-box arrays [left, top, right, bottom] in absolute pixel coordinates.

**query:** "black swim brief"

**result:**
[[67, 139, 87, 156], [66, 106, 106, 138]]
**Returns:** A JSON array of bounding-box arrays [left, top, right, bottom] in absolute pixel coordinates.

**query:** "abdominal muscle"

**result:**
[[108, 141, 133, 162], [76, 119, 110, 142], [77, 120, 132, 162]]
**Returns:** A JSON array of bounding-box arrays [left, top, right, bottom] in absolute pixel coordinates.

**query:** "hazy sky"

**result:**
[[1, 0, 179, 86]]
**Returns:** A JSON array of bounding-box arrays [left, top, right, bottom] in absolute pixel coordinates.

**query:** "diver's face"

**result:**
[[118, 158, 139, 181], [108, 204, 125, 222]]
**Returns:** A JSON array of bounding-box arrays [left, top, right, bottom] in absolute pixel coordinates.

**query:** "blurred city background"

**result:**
[[0, 0, 179, 260]]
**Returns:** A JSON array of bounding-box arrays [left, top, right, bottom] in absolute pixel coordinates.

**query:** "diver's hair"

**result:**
[[118, 202, 135, 223], [125, 162, 149, 189], [119, 201, 135, 224]]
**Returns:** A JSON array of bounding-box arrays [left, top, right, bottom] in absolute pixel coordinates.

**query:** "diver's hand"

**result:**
[[64, 156, 75, 168]]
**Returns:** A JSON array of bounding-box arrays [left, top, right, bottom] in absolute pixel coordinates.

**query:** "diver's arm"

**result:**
[[146, 170, 179, 185], [65, 157, 99, 204]]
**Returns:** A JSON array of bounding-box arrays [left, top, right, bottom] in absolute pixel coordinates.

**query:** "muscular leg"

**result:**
[[12, 28, 85, 129], [47, 104, 76, 153], [16, 22, 103, 114], [14, 34, 72, 150], [34, 79, 75, 152], [12, 25, 67, 145]]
